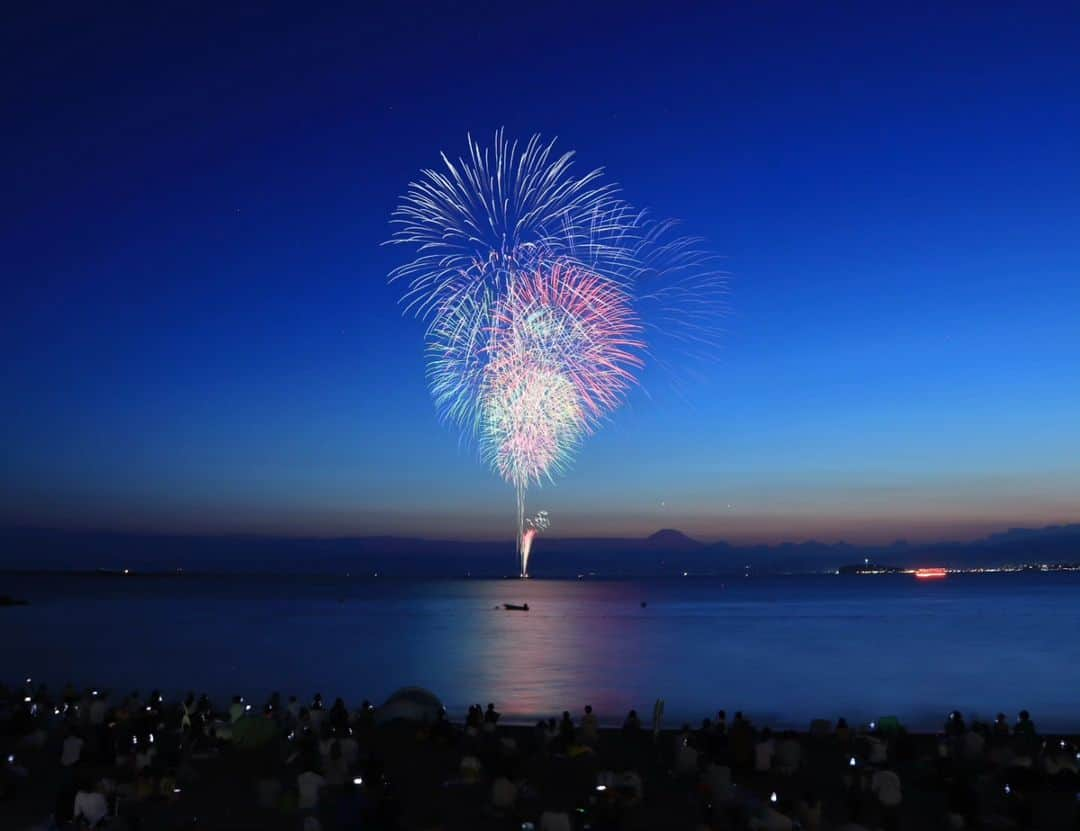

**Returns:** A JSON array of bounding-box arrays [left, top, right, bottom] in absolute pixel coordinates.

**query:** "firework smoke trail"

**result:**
[[520, 511, 550, 578], [388, 132, 723, 576]]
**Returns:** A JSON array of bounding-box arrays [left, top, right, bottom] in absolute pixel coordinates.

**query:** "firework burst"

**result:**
[[485, 263, 643, 463], [388, 132, 721, 576]]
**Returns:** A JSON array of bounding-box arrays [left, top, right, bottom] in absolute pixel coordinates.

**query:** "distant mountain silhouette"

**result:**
[[983, 524, 1080, 545], [0, 523, 1077, 577], [646, 529, 703, 549]]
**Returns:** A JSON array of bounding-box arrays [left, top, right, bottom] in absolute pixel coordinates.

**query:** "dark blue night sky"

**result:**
[[4, 2, 1079, 543]]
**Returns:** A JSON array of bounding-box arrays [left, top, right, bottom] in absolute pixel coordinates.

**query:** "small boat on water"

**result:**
[[503, 603, 529, 611]]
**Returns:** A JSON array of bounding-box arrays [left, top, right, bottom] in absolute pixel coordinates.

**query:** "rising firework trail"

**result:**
[[520, 510, 550, 578], [388, 131, 723, 576]]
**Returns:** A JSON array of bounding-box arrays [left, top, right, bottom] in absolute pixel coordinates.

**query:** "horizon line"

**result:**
[[3, 520, 1078, 549]]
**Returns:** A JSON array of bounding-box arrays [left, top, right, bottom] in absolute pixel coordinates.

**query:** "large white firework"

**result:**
[[388, 131, 723, 575]]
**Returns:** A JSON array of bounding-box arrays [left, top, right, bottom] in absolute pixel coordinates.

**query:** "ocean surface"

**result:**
[[3, 572, 1080, 731]]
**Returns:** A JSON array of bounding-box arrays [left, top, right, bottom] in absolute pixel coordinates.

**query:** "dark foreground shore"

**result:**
[[2, 682, 1079, 830]]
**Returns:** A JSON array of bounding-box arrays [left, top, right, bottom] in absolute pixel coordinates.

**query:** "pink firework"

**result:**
[[479, 262, 642, 576], [487, 262, 644, 432], [481, 364, 583, 489]]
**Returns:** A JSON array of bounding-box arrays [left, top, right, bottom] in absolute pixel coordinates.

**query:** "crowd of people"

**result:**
[[2, 678, 1079, 830]]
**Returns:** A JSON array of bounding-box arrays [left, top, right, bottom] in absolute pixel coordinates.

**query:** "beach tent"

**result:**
[[377, 686, 443, 724]]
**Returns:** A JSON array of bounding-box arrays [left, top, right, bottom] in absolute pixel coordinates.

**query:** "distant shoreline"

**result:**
[[3, 566, 1080, 580], [4, 522, 1079, 578]]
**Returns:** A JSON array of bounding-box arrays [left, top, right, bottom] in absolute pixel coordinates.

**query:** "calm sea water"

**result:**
[[3, 572, 1079, 730]]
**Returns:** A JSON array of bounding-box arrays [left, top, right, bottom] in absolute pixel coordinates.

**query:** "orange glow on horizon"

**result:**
[[914, 568, 947, 580]]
